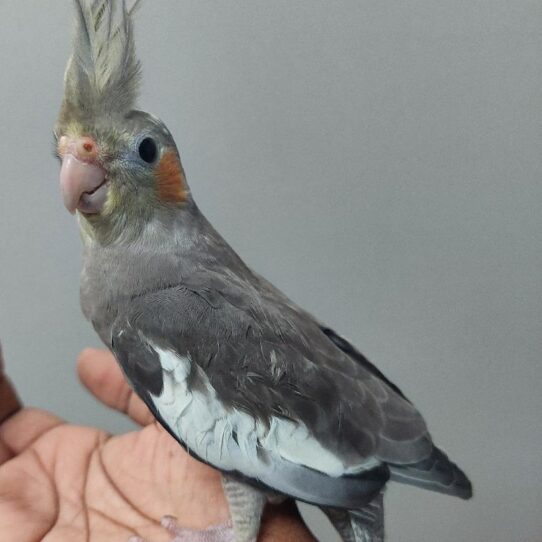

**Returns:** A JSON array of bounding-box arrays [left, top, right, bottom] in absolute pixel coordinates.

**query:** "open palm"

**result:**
[[0, 348, 313, 542]]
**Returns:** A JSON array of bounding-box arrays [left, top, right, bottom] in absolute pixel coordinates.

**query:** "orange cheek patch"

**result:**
[[155, 151, 188, 203]]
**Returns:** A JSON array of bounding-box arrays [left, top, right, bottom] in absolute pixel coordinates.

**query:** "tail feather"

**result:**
[[323, 492, 385, 542], [389, 446, 472, 499]]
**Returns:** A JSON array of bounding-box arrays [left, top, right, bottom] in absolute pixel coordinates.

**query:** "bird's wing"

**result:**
[[110, 270, 431, 507]]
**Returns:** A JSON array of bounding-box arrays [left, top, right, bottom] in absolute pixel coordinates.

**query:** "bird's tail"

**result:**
[[389, 446, 473, 499], [324, 492, 385, 542]]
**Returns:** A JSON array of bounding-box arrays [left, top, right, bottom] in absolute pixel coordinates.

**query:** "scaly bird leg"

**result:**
[[221, 475, 267, 542]]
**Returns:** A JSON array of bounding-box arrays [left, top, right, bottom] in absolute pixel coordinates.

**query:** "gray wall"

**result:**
[[1, 2, 541, 541]]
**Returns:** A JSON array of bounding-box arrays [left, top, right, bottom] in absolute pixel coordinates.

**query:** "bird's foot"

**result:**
[[128, 515, 235, 542]]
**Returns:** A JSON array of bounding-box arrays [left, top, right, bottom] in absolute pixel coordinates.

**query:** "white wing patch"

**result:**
[[150, 345, 376, 483]]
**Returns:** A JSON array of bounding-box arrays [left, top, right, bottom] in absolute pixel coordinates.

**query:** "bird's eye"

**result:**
[[138, 137, 158, 164]]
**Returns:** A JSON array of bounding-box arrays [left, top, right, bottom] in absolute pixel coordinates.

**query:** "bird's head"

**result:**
[[55, 0, 189, 242]]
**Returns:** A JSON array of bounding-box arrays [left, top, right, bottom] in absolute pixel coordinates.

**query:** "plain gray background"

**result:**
[[0, 1, 540, 541]]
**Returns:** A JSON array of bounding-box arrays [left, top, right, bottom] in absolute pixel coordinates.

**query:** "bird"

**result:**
[[54, 1, 472, 541]]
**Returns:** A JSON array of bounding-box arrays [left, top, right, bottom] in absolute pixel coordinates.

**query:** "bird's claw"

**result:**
[[129, 515, 235, 542]]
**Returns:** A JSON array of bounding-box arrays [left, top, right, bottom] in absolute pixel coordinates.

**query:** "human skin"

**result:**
[[0, 347, 314, 541]]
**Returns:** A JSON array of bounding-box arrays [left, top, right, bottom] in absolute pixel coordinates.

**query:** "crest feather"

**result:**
[[60, 0, 142, 124]]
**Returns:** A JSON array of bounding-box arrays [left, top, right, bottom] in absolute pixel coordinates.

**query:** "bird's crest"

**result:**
[[59, 0, 142, 125]]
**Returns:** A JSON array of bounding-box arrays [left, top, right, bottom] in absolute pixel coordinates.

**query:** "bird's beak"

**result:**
[[58, 136, 108, 215]]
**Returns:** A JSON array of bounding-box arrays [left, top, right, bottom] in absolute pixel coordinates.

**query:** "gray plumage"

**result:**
[[55, 2, 472, 541], [81, 211, 471, 502]]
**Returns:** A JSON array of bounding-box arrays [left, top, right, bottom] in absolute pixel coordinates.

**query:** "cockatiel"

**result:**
[[54, 2, 472, 541]]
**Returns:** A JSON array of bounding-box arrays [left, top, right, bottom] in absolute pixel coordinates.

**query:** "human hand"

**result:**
[[0, 346, 314, 541]]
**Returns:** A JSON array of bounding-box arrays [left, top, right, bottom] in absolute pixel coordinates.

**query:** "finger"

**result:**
[[0, 374, 19, 465], [0, 375, 21, 427], [0, 407, 64, 455], [260, 501, 316, 542], [0, 343, 22, 426], [0, 440, 11, 465], [77, 348, 154, 426], [0, 342, 22, 465]]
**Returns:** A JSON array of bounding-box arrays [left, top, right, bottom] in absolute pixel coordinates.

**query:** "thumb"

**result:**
[[77, 348, 155, 426], [0, 342, 21, 424]]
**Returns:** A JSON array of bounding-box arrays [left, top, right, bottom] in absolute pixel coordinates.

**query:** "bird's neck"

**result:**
[[78, 205, 250, 343]]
